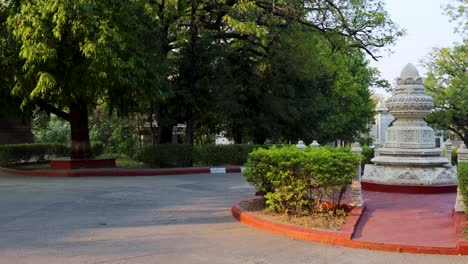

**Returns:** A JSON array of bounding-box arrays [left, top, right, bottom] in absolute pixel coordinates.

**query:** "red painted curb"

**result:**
[[232, 197, 464, 255], [452, 210, 468, 254], [0, 166, 242, 177], [362, 181, 457, 194], [231, 198, 364, 244]]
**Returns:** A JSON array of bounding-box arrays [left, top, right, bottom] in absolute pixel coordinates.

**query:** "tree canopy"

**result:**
[[4, 0, 164, 157], [424, 43, 467, 144], [1, 0, 403, 155], [423, 0, 467, 145]]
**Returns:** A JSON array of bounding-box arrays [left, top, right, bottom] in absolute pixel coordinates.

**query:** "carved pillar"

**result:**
[[310, 140, 320, 148], [455, 144, 468, 212], [445, 139, 453, 164], [351, 142, 363, 206], [296, 140, 306, 149]]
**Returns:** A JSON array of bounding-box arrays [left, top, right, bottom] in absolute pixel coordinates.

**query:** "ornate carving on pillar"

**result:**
[[363, 63, 456, 186]]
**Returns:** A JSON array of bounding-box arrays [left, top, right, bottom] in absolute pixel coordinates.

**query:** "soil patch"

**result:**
[[239, 198, 347, 231]]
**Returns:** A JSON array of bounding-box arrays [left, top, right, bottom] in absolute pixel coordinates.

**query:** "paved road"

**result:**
[[0, 173, 467, 264]]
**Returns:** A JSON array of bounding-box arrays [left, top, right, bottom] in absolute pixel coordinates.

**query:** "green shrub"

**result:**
[[0, 143, 69, 165], [139, 144, 193, 168], [362, 146, 374, 164], [91, 141, 104, 157], [458, 162, 468, 215], [139, 144, 269, 168], [243, 146, 361, 216], [452, 147, 458, 165]]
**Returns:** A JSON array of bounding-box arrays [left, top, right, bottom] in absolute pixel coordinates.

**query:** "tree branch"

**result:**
[[35, 99, 71, 122]]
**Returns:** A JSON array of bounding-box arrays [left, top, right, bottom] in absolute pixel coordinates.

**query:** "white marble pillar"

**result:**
[[351, 142, 363, 206], [445, 139, 453, 164], [310, 140, 320, 148], [296, 140, 306, 149], [455, 144, 468, 212]]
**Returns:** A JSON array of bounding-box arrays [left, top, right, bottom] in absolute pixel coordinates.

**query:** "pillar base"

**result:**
[[363, 164, 457, 186]]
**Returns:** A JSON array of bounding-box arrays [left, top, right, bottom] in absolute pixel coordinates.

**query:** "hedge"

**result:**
[[243, 145, 361, 216], [139, 144, 194, 168], [458, 162, 468, 214], [0, 142, 104, 166], [138, 144, 270, 168], [0, 143, 69, 165]]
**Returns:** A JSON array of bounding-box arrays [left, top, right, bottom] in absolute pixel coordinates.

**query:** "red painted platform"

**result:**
[[50, 157, 117, 170], [232, 190, 468, 255], [353, 190, 457, 248]]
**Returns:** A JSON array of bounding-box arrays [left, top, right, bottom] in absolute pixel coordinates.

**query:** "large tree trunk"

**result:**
[[70, 101, 92, 159]]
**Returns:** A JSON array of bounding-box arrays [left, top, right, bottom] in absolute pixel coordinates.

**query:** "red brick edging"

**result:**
[[232, 197, 468, 255], [0, 166, 242, 177]]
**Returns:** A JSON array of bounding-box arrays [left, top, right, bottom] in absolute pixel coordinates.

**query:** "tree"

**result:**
[[141, 0, 403, 144], [0, 1, 23, 118], [422, 0, 467, 145], [6, 0, 164, 158], [423, 43, 468, 145], [444, 0, 468, 35], [213, 29, 376, 144]]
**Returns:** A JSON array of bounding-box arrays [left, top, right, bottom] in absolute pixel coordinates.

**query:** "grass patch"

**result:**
[[115, 156, 145, 168], [239, 198, 347, 231]]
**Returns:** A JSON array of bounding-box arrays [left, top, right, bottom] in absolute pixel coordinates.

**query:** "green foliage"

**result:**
[[113, 154, 145, 168], [7, 0, 164, 112], [207, 29, 377, 144], [89, 109, 141, 158], [91, 141, 104, 157], [139, 144, 193, 168], [0, 143, 69, 165], [243, 146, 361, 215], [136, 0, 402, 145], [453, 147, 459, 165], [362, 146, 375, 165], [0, 1, 25, 119], [444, 0, 468, 35], [32, 115, 70, 145], [423, 42, 468, 145], [2, 0, 166, 158], [457, 162, 468, 214], [138, 144, 271, 168]]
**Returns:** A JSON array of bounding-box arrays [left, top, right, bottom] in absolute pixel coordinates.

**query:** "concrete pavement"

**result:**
[[0, 173, 467, 263]]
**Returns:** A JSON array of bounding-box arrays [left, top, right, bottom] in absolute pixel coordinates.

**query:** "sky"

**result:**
[[370, 0, 463, 96]]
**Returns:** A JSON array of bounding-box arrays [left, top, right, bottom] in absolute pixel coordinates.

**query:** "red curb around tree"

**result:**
[[231, 197, 466, 255], [0, 166, 242, 177], [50, 157, 117, 170], [362, 181, 457, 194]]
